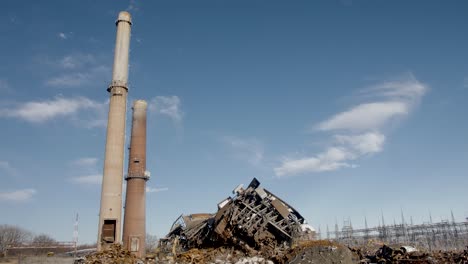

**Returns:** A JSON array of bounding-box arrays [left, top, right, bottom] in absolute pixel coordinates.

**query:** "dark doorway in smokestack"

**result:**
[[102, 219, 116, 243]]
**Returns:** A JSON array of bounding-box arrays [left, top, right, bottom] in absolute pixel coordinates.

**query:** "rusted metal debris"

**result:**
[[162, 178, 315, 258]]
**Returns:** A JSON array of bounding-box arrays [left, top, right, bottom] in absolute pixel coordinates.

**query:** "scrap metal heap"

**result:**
[[164, 178, 315, 257]]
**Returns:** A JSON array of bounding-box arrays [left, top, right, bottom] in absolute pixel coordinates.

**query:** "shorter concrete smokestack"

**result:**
[[122, 100, 149, 258]]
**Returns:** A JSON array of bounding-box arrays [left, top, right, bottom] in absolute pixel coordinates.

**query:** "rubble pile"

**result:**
[[276, 240, 355, 264], [174, 247, 267, 264], [83, 244, 140, 264], [162, 178, 316, 260], [155, 241, 355, 264], [351, 244, 468, 263]]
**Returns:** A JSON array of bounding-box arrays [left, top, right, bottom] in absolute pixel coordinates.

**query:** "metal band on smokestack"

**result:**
[[123, 100, 149, 258], [98, 11, 132, 251]]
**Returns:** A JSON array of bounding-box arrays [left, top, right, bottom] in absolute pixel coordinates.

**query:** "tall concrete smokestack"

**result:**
[[97, 11, 132, 250], [122, 100, 149, 258]]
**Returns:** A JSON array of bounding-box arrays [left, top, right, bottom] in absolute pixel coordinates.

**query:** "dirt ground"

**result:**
[[0, 256, 74, 264]]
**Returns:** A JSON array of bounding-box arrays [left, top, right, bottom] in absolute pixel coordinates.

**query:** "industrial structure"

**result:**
[[122, 100, 149, 258], [97, 11, 132, 250], [163, 178, 316, 257], [322, 214, 468, 251]]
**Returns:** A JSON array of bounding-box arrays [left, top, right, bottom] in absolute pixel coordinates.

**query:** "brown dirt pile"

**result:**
[[83, 244, 138, 264]]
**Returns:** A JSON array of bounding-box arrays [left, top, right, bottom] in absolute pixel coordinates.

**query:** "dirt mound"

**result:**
[[276, 240, 355, 264], [83, 244, 139, 264]]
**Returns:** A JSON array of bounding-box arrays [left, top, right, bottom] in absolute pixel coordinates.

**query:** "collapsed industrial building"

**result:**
[[161, 178, 316, 258]]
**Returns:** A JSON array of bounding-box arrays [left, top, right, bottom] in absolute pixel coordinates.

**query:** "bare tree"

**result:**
[[0, 225, 32, 256], [32, 234, 56, 245], [145, 233, 158, 253]]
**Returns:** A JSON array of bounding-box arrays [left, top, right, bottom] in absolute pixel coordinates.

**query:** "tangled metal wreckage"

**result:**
[[163, 178, 316, 256]]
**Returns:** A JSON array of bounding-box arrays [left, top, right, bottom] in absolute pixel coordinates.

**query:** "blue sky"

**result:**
[[1, 0, 467, 244]]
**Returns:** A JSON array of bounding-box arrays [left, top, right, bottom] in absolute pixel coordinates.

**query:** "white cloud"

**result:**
[[275, 147, 354, 177], [146, 187, 169, 193], [46, 73, 89, 87], [363, 78, 427, 101], [335, 132, 385, 155], [59, 54, 96, 69], [0, 96, 102, 123], [71, 174, 102, 185], [71, 157, 98, 167], [222, 136, 264, 166], [45, 65, 109, 88], [275, 74, 427, 177], [317, 101, 408, 131], [58, 32, 67, 39], [149, 96, 183, 123], [317, 75, 427, 132], [43, 53, 109, 88], [0, 189, 36, 202]]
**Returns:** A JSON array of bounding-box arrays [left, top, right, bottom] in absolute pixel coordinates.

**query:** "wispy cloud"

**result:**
[[58, 32, 68, 40], [70, 158, 102, 186], [316, 77, 426, 132], [0, 161, 17, 175], [127, 0, 140, 12], [71, 157, 98, 167], [0, 189, 36, 202], [0, 79, 11, 92], [334, 132, 385, 155], [59, 54, 96, 69], [0, 96, 107, 128], [275, 147, 355, 176], [71, 174, 102, 185], [146, 187, 169, 193], [45, 53, 109, 88], [46, 66, 109, 88], [9, 15, 20, 24], [149, 96, 183, 123], [222, 136, 264, 166], [275, 74, 427, 177], [317, 101, 408, 131], [0, 96, 103, 123]]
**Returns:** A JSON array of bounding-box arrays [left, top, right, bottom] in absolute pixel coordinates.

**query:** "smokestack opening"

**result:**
[[129, 237, 140, 252], [101, 219, 117, 243]]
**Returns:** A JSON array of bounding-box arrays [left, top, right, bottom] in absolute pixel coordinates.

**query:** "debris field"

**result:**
[[80, 178, 467, 264], [160, 178, 315, 259]]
